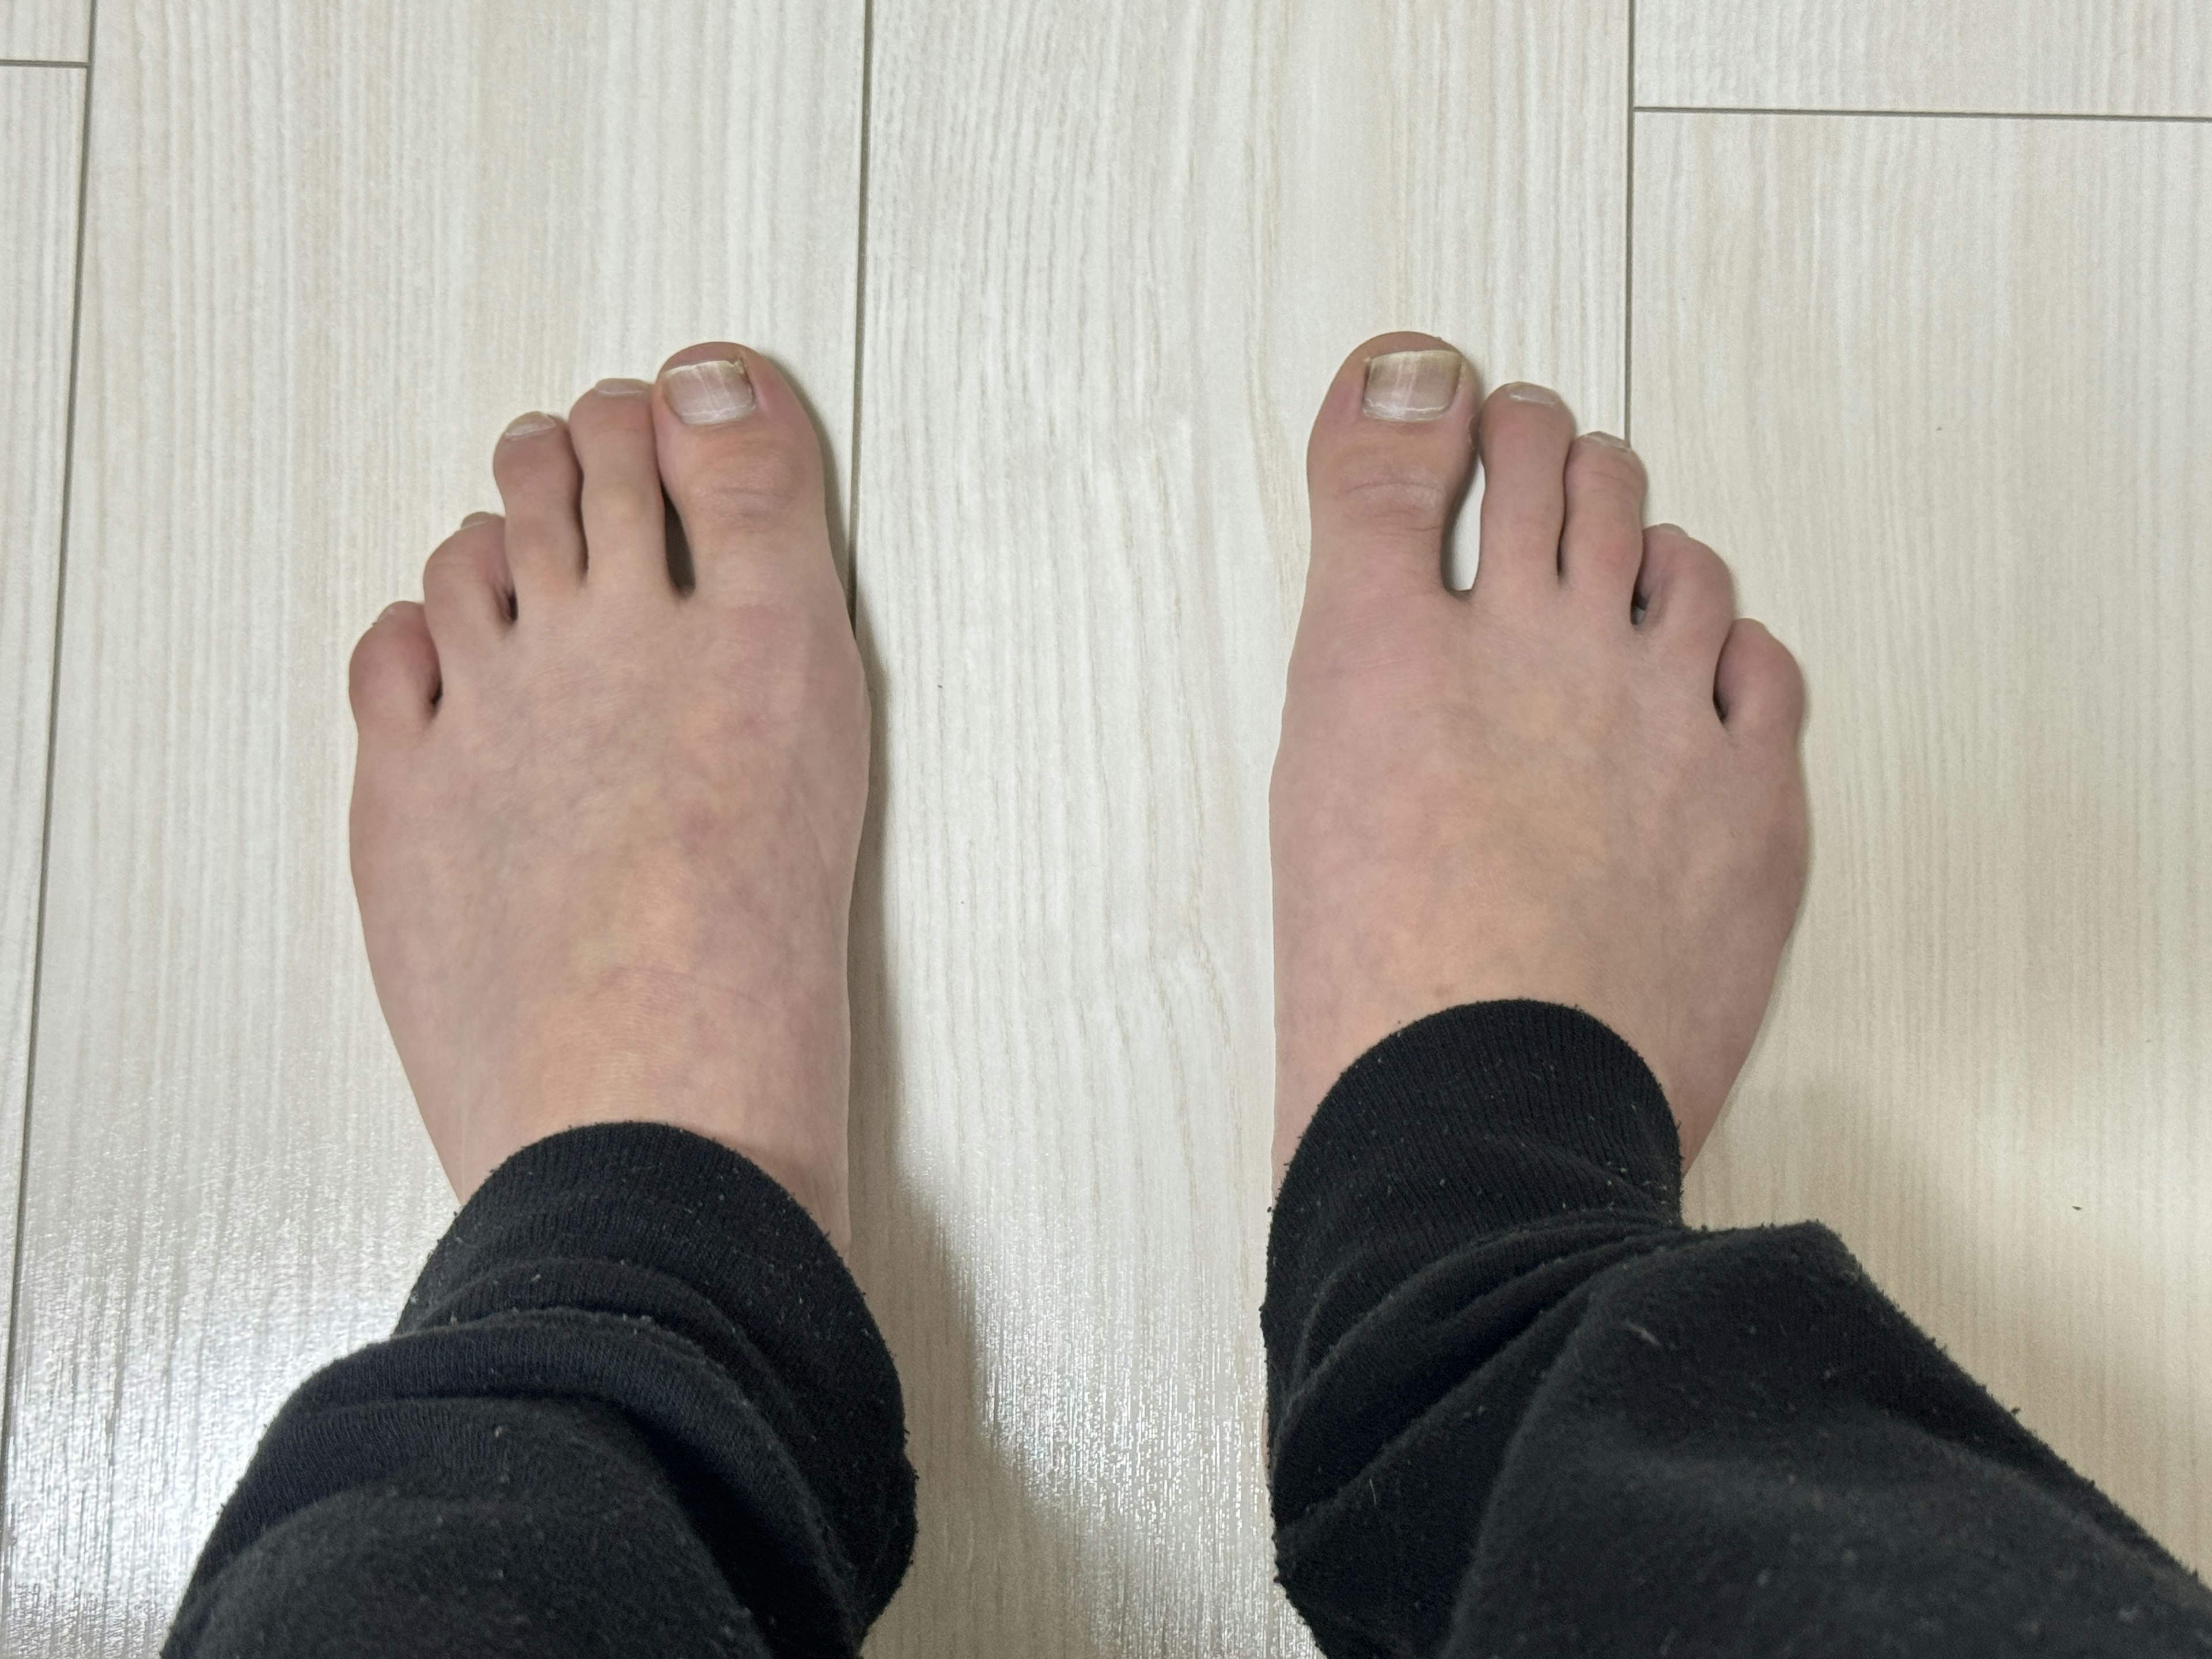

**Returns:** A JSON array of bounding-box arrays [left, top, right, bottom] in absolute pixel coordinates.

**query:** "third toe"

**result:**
[[1559, 432, 1649, 612], [492, 412, 586, 610]]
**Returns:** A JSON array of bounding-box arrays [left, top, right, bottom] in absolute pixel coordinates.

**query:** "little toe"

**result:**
[[349, 600, 440, 734], [1302, 331, 1479, 618], [492, 412, 586, 610], [1714, 617, 1808, 738], [1634, 524, 1738, 675], [1559, 431, 1648, 613], [653, 343, 840, 607], [567, 378, 672, 597], [420, 514, 515, 683], [1472, 382, 1577, 601]]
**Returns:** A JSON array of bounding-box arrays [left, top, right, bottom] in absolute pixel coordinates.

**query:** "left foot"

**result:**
[[347, 344, 869, 1247], [1271, 334, 1812, 1177]]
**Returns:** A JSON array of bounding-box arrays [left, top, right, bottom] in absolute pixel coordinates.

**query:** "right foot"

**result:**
[[347, 344, 868, 1247], [1271, 334, 1812, 1179]]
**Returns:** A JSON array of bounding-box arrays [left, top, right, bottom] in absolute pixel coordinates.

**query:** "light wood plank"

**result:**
[[1639, 112, 2212, 1575], [1, 2, 89, 63], [0, 64, 84, 1465], [1638, 0, 2212, 117], [0, 5, 862, 1653], [849, 3, 1627, 1650]]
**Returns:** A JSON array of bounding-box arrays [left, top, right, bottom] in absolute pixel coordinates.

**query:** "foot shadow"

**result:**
[[1691, 1067, 2209, 1576], [828, 505, 1118, 1654]]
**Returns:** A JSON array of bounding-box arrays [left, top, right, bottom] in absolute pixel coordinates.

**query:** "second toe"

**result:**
[[567, 377, 675, 597]]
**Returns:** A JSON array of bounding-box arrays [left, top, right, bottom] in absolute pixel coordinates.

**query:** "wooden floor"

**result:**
[[2, 3, 2206, 1653]]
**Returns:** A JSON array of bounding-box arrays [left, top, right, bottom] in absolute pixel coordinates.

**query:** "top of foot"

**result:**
[[347, 344, 868, 1248], [1271, 332, 1810, 1179]]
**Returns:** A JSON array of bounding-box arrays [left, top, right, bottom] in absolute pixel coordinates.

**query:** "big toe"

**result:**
[[1301, 332, 1480, 630], [653, 343, 842, 608]]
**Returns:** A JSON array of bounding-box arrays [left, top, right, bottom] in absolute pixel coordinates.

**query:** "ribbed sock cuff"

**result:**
[[402, 1122, 914, 1619], [1272, 1000, 1684, 1297]]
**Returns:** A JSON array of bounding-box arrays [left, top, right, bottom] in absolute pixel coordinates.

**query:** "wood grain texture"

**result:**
[[1637, 0, 2212, 116], [847, 3, 1625, 1650], [1638, 112, 2212, 1575], [0, 1, 89, 63], [0, 5, 862, 1653], [0, 63, 84, 1459]]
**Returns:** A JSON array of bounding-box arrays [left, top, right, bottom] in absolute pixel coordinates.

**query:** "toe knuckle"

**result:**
[[592, 476, 663, 527], [1687, 544, 1737, 604], [695, 444, 815, 526], [347, 621, 397, 701], [421, 539, 474, 592], [493, 427, 573, 480], [1325, 460, 1459, 537], [1571, 434, 1644, 480]]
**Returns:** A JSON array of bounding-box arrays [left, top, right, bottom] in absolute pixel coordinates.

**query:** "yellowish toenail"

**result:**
[[460, 512, 498, 528], [594, 377, 651, 397], [662, 359, 757, 426], [1362, 350, 1463, 422], [501, 412, 558, 441], [1502, 383, 1562, 405]]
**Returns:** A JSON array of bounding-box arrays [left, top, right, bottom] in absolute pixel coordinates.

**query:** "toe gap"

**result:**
[[664, 489, 696, 595]]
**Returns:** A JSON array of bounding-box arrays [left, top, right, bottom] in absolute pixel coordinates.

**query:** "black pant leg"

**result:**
[[1263, 1000, 2212, 1658], [165, 1123, 914, 1659]]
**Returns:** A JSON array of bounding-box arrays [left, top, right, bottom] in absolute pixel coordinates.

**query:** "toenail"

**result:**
[[594, 377, 652, 397], [662, 359, 757, 426], [1502, 383, 1562, 405], [501, 412, 559, 441], [460, 512, 498, 528], [1362, 350, 1464, 422], [1583, 431, 1635, 452]]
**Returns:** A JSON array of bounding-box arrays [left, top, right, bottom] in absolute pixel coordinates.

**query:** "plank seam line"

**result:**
[[0, 0, 99, 1544], [1635, 103, 2212, 125], [1622, 0, 1637, 443], [0, 59, 87, 69], [844, 0, 876, 622]]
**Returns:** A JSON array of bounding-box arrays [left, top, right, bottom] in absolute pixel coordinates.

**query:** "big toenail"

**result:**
[[460, 512, 498, 528], [594, 377, 652, 397], [662, 359, 757, 426], [1362, 350, 1463, 422], [1502, 383, 1562, 405], [501, 412, 558, 441], [1584, 431, 1634, 452]]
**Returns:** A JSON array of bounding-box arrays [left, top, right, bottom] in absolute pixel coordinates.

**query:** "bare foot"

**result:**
[[1271, 333, 1811, 1179], [348, 344, 867, 1248]]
